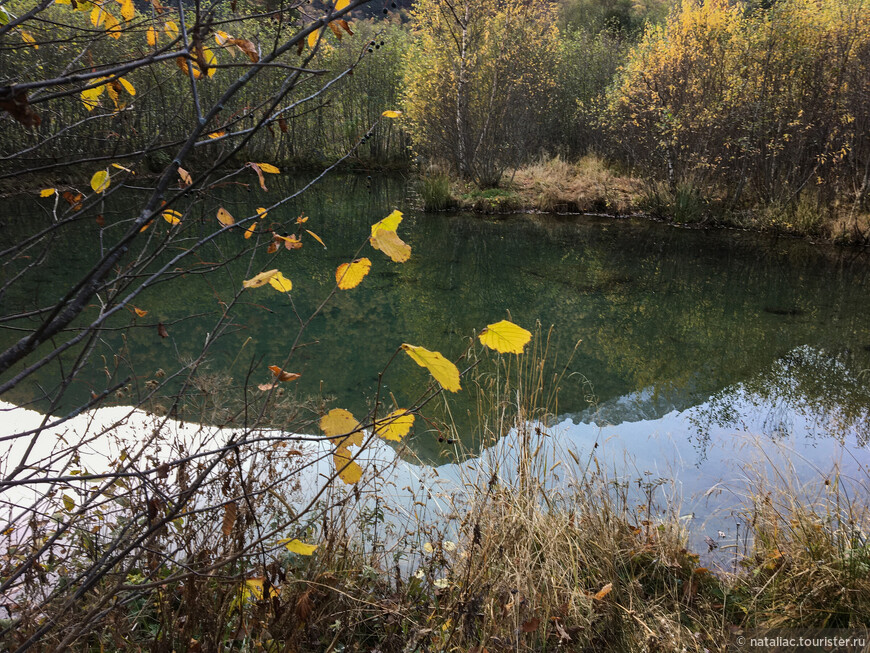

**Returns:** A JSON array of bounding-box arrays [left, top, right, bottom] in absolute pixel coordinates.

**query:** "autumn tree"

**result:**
[[402, 0, 560, 187]]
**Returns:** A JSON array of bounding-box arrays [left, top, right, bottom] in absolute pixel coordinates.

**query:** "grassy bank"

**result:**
[[418, 156, 870, 246]]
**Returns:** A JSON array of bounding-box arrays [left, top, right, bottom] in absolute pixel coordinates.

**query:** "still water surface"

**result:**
[[2, 174, 869, 512]]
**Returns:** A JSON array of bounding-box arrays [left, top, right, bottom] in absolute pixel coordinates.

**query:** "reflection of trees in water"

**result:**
[[688, 346, 870, 451]]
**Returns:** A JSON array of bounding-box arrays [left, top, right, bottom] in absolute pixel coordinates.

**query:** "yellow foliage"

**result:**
[[401, 344, 461, 392]]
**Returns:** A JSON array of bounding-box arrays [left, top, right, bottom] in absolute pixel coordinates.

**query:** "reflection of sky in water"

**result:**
[[3, 344, 867, 565]]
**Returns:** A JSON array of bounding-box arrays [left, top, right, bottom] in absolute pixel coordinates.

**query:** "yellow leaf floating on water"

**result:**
[[243, 269, 278, 288], [40, 188, 56, 197], [268, 271, 292, 292], [374, 409, 414, 442], [382, 110, 402, 118], [335, 258, 371, 289], [90, 169, 110, 193], [401, 344, 461, 392], [162, 209, 181, 225], [370, 209, 403, 237], [333, 447, 362, 484], [320, 408, 362, 448], [371, 229, 411, 263], [478, 320, 532, 354], [216, 206, 234, 226], [281, 539, 318, 555]]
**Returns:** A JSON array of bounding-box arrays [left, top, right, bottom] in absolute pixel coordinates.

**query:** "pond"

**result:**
[[2, 173, 869, 540]]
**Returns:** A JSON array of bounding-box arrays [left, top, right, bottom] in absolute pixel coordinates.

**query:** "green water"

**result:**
[[2, 174, 869, 463]]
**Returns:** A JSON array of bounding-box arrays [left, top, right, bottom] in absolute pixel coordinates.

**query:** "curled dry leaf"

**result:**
[[134, 307, 148, 317], [243, 269, 278, 288], [221, 501, 237, 536], [227, 38, 259, 62], [268, 365, 300, 382], [305, 230, 326, 248], [248, 162, 267, 191], [593, 582, 613, 600], [157, 322, 169, 338], [177, 166, 192, 187], [521, 617, 541, 633]]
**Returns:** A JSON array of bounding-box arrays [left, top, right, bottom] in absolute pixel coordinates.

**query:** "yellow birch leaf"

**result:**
[[280, 539, 318, 555], [146, 25, 157, 45], [305, 229, 326, 248], [335, 258, 371, 290], [268, 271, 292, 292], [201, 45, 217, 77], [244, 222, 256, 239], [119, 77, 135, 96], [382, 110, 402, 118], [401, 344, 461, 392], [120, 0, 134, 21], [370, 229, 410, 263], [90, 169, 110, 193], [256, 207, 268, 219], [333, 447, 362, 484], [162, 209, 181, 224], [336, 0, 350, 10], [320, 408, 363, 448], [308, 28, 321, 49], [257, 163, 280, 174], [374, 410, 414, 441], [242, 269, 278, 288], [245, 577, 279, 600], [90, 6, 104, 26], [20, 30, 38, 48], [164, 20, 178, 38], [370, 209, 403, 237], [103, 11, 121, 38], [81, 84, 105, 111], [478, 320, 532, 354], [40, 188, 56, 197], [217, 206, 234, 226]]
